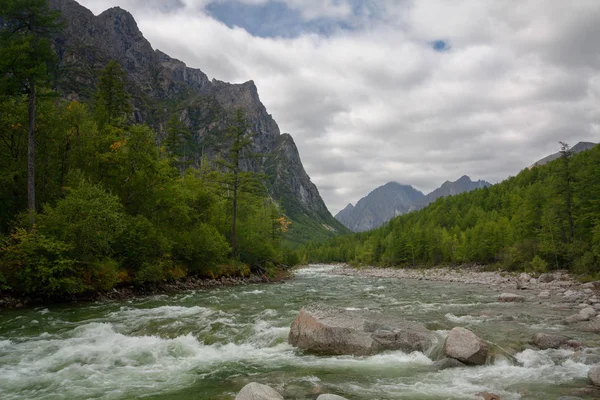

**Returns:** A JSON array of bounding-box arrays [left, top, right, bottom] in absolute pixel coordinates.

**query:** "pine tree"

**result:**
[[95, 60, 132, 127], [0, 0, 62, 224]]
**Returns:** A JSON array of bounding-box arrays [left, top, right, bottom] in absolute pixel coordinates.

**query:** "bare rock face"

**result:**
[[588, 364, 600, 386], [443, 327, 488, 365], [531, 333, 570, 350], [498, 293, 525, 303], [288, 304, 435, 356], [235, 383, 283, 400]]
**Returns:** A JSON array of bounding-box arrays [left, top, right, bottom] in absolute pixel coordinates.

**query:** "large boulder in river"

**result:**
[[443, 327, 488, 365], [588, 364, 600, 386], [317, 395, 349, 400], [288, 304, 435, 356], [235, 382, 283, 400]]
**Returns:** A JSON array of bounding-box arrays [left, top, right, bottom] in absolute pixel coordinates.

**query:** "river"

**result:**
[[0, 265, 597, 399]]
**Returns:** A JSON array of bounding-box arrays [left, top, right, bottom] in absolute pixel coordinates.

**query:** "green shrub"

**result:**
[[0, 228, 82, 295]]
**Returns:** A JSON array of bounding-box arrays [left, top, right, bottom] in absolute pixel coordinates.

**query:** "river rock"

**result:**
[[567, 307, 597, 324], [317, 395, 349, 400], [288, 304, 435, 356], [434, 357, 466, 370], [531, 333, 569, 349], [443, 327, 488, 365], [235, 383, 283, 400], [498, 293, 525, 303], [539, 273, 555, 283], [588, 364, 600, 386], [538, 291, 550, 298]]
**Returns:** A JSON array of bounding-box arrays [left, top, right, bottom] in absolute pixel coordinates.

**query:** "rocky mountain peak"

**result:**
[[336, 176, 491, 232], [47, 0, 348, 243]]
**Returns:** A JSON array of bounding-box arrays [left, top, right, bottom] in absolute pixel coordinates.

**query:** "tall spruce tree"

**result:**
[[95, 60, 132, 127], [0, 0, 62, 224]]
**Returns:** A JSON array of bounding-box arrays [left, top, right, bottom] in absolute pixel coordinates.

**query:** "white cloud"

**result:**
[[76, 0, 600, 214]]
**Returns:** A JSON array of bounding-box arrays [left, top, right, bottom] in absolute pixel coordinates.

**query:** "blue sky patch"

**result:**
[[431, 40, 450, 52]]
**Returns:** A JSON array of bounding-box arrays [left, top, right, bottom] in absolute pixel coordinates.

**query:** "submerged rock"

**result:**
[[531, 333, 570, 350], [433, 357, 466, 370], [498, 293, 525, 302], [316, 395, 349, 400], [443, 327, 488, 365], [288, 304, 435, 356], [476, 392, 501, 400], [588, 364, 600, 386], [235, 382, 283, 400]]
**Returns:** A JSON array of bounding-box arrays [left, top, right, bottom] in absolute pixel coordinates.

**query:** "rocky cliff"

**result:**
[[336, 176, 490, 232], [48, 0, 348, 243]]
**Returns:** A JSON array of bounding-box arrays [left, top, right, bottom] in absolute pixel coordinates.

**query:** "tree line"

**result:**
[[301, 143, 600, 278], [0, 0, 294, 297]]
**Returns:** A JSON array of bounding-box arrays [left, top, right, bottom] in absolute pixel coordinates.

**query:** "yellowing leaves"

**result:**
[[110, 139, 126, 151]]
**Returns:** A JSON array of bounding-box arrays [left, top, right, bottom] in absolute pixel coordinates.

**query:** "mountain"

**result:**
[[47, 0, 349, 244], [336, 176, 490, 232], [530, 142, 597, 168], [422, 175, 490, 205], [335, 182, 426, 232]]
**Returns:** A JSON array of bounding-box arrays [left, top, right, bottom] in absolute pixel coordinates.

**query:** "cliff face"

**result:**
[[48, 0, 348, 242]]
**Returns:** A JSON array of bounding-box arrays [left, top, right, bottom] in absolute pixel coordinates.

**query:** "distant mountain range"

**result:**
[[529, 142, 597, 168], [335, 175, 490, 232]]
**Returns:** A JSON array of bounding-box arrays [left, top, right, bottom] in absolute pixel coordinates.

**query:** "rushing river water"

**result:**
[[1, 265, 599, 399]]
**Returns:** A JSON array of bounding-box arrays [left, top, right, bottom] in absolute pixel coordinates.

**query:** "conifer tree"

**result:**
[[0, 0, 62, 223]]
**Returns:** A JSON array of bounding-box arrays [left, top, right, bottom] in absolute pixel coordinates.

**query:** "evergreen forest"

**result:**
[[0, 0, 294, 298], [301, 143, 600, 278]]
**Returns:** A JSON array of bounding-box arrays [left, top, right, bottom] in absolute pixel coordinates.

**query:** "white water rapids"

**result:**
[[0, 265, 597, 399]]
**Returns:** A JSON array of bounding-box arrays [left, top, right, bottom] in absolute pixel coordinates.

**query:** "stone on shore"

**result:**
[[531, 333, 569, 349], [498, 293, 525, 303], [317, 395, 349, 400], [288, 304, 435, 356], [443, 327, 488, 365], [235, 383, 283, 400], [588, 364, 600, 386], [538, 273, 555, 283]]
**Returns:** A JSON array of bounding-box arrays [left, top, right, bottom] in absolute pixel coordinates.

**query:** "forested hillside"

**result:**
[[0, 1, 297, 298], [302, 143, 600, 277]]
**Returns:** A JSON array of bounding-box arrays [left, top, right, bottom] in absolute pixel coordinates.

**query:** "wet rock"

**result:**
[[588, 364, 600, 386], [235, 382, 283, 400], [443, 327, 488, 365], [572, 348, 600, 365], [555, 280, 574, 287], [316, 395, 349, 400], [476, 392, 501, 400], [580, 307, 597, 320], [558, 397, 584, 400], [433, 357, 466, 370], [539, 273, 555, 283], [498, 293, 525, 303], [288, 304, 435, 356], [581, 317, 600, 333], [567, 307, 597, 324], [538, 291, 550, 298], [531, 333, 570, 350]]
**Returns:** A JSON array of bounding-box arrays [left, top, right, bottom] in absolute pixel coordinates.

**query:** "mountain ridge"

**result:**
[[47, 0, 349, 244], [336, 176, 491, 232]]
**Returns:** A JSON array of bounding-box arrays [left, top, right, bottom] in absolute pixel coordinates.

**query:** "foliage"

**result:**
[[302, 144, 600, 277]]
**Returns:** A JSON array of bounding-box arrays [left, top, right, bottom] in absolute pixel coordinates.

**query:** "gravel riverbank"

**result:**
[[325, 264, 600, 334]]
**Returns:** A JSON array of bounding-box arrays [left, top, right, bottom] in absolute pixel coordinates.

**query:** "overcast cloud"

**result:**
[[77, 0, 600, 214]]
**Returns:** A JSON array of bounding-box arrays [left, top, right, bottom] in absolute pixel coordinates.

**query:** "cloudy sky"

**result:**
[[77, 0, 600, 214]]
